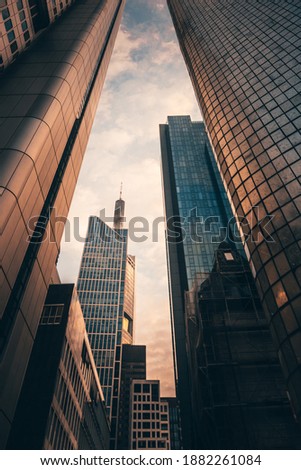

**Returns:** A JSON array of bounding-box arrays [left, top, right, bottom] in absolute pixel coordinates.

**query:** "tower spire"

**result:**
[[114, 185, 125, 229]]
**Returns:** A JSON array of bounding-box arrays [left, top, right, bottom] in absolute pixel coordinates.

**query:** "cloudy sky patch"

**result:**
[[58, 0, 201, 396]]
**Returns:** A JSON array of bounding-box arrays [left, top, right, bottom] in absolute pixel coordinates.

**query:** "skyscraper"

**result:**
[[160, 115, 242, 447], [167, 0, 301, 423], [0, 0, 125, 448], [77, 195, 135, 448], [160, 115, 300, 448]]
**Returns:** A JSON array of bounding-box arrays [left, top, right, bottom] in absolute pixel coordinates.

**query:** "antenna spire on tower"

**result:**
[[114, 184, 125, 229]]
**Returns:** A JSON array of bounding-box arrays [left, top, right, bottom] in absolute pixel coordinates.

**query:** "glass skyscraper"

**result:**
[[161, 116, 242, 286], [77, 196, 135, 448], [0, 0, 125, 449], [160, 115, 300, 449], [167, 0, 301, 424], [160, 115, 243, 447]]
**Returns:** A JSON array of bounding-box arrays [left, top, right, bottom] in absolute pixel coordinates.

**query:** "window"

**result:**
[[122, 312, 133, 335], [17, 0, 23, 10], [7, 30, 15, 42], [224, 252, 234, 261], [10, 41, 18, 54], [2, 7, 9, 20], [40, 304, 64, 325], [151, 384, 159, 401], [4, 19, 12, 31]]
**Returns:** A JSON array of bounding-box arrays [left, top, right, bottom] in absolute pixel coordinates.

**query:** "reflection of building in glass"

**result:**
[[160, 115, 242, 448], [130, 380, 170, 450], [168, 0, 301, 424], [185, 243, 301, 449], [0, 0, 125, 449], [117, 345, 146, 450], [161, 116, 241, 284], [77, 196, 135, 448], [161, 397, 182, 450], [7, 284, 110, 450]]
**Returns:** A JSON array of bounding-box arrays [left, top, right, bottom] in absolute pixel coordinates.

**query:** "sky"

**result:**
[[57, 0, 201, 397]]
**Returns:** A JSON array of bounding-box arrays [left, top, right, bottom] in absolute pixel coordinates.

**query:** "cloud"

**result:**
[[58, 0, 201, 397], [107, 28, 148, 79]]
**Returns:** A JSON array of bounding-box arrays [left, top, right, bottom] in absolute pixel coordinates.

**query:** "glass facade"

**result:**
[[77, 202, 135, 448], [186, 245, 301, 449], [168, 0, 301, 424], [0, 0, 125, 449], [160, 115, 243, 447], [162, 116, 243, 285]]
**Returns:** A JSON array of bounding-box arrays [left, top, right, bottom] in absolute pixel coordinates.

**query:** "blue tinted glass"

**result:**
[[2, 7, 10, 20], [4, 19, 12, 31], [7, 30, 15, 42]]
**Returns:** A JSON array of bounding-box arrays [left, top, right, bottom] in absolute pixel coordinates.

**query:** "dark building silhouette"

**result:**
[[185, 243, 301, 449], [167, 0, 301, 423], [0, 0, 125, 448], [7, 284, 110, 450], [161, 397, 182, 450], [117, 345, 146, 450], [77, 195, 135, 448]]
